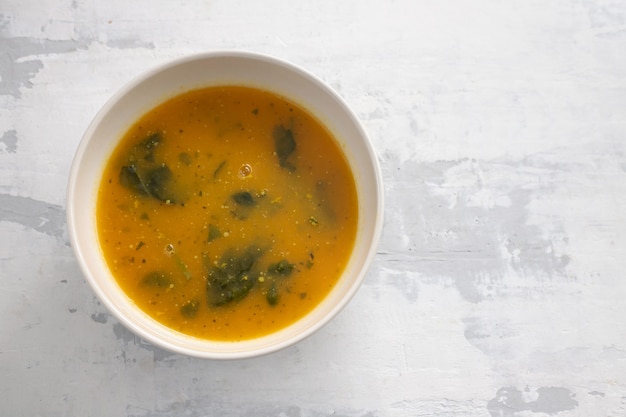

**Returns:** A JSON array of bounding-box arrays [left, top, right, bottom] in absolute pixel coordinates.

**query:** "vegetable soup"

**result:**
[[96, 86, 358, 341]]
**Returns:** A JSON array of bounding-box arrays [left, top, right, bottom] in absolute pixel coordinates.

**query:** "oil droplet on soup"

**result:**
[[97, 86, 358, 341]]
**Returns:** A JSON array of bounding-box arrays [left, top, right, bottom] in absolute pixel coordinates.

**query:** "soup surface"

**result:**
[[97, 85, 358, 341]]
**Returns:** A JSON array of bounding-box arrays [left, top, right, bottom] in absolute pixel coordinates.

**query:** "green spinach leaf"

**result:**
[[180, 299, 200, 318], [119, 165, 149, 196], [266, 282, 280, 306], [141, 271, 172, 288], [273, 125, 296, 171], [207, 224, 221, 242], [267, 259, 295, 277], [231, 191, 255, 206], [140, 132, 162, 163], [206, 246, 264, 306], [144, 165, 176, 203]]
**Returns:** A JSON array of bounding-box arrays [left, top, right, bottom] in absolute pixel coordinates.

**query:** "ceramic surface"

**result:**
[[66, 52, 383, 359]]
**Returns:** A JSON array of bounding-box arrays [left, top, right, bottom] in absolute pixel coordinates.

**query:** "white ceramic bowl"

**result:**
[[66, 51, 383, 359]]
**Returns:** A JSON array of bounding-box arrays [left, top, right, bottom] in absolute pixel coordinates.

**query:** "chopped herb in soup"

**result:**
[[96, 86, 358, 341]]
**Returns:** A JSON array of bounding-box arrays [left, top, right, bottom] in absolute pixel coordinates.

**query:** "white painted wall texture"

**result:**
[[2, 0, 626, 416]]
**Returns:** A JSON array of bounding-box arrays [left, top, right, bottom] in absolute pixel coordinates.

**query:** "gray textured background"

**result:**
[[2, 0, 626, 416]]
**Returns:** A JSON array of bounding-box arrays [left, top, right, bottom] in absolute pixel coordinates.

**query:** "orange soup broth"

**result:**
[[97, 86, 358, 341]]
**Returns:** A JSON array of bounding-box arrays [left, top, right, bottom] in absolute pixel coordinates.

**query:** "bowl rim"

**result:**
[[66, 50, 384, 359]]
